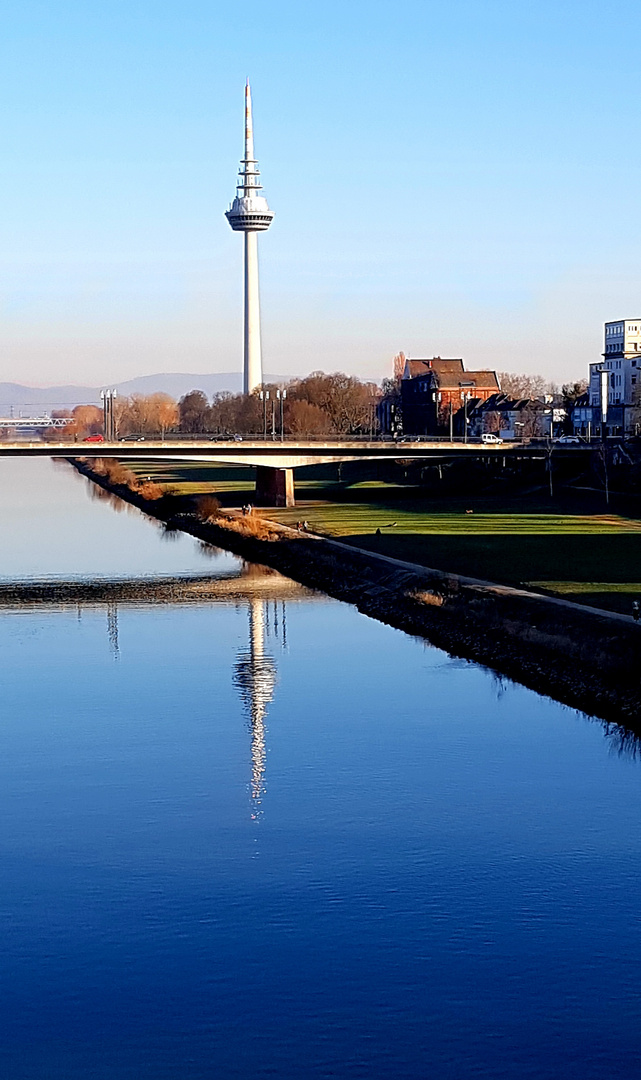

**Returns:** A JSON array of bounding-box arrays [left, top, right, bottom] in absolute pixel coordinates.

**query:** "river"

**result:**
[[1, 458, 640, 1079]]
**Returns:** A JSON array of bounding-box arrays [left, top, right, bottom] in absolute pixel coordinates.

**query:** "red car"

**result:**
[[83, 434, 105, 443]]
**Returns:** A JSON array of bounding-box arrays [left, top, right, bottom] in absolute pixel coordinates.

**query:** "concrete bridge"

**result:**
[[0, 437, 585, 506]]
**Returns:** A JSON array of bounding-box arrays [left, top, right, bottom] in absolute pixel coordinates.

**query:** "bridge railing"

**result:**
[[110, 433, 597, 446]]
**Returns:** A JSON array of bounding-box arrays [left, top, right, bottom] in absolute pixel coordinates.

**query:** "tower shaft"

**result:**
[[244, 231, 262, 395]]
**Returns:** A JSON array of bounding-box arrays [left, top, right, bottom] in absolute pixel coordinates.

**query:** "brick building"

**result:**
[[400, 357, 500, 436]]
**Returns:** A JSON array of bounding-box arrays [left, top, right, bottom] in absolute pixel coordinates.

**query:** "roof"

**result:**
[[472, 393, 549, 413], [403, 359, 499, 391], [402, 356, 499, 397], [455, 370, 500, 391], [404, 358, 464, 379]]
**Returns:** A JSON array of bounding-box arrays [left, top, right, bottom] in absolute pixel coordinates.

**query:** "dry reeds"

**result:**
[[196, 494, 221, 521], [90, 458, 162, 500]]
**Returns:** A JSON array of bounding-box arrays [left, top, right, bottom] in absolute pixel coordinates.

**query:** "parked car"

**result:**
[[83, 434, 104, 443], [481, 433, 503, 445], [556, 435, 580, 444]]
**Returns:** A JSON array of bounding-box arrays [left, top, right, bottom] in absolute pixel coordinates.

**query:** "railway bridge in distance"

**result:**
[[0, 437, 589, 507]]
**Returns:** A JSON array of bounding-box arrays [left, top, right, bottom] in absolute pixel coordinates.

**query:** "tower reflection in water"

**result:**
[[234, 599, 286, 814]]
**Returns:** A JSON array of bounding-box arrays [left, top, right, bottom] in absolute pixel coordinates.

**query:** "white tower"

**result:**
[[226, 82, 274, 395]]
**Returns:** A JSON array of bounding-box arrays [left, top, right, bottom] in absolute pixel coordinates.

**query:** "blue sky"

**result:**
[[1, 0, 640, 387]]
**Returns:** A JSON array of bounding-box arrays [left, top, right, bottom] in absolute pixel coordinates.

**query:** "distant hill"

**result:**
[[0, 373, 288, 411]]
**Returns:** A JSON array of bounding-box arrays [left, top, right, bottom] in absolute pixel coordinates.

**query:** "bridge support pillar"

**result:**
[[255, 466, 295, 508]]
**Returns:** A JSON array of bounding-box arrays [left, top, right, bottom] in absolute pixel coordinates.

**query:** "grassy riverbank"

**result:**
[[126, 461, 641, 615], [72, 457, 641, 727]]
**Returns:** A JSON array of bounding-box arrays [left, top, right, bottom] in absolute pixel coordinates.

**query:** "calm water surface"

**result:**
[[1, 459, 640, 1079]]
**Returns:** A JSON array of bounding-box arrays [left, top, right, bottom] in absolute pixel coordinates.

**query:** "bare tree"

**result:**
[[116, 393, 178, 436], [209, 391, 262, 435], [288, 372, 377, 434], [285, 399, 334, 435], [179, 391, 211, 433], [519, 403, 547, 438], [393, 352, 406, 380], [498, 372, 550, 399], [47, 404, 102, 440], [483, 410, 509, 435]]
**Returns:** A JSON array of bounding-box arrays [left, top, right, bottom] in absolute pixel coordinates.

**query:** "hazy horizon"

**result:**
[[2, 0, 639, 388]]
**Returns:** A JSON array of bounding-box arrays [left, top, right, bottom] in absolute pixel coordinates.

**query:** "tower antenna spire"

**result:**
[[245, 81, 254, 164], [226, 83, 274, 394]]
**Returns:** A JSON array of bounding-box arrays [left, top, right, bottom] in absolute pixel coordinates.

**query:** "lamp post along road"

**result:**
[[100, 389, 117, 441], [276, 389, 286, 441], [259, 390, 269, 440], [462, 393, 472, 444]]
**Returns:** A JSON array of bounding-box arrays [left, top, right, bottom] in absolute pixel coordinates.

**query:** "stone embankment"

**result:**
[[71, 458, 641, 728]]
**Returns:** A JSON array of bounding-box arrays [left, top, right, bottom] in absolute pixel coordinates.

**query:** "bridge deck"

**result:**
[[0, 437, 567, 468]]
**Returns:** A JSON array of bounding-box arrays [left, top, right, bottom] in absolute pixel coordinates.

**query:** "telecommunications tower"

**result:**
[[226, 82, 274, 394]]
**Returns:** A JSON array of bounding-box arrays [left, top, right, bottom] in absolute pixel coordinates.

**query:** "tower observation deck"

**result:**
[[226, 82, 274, 394]]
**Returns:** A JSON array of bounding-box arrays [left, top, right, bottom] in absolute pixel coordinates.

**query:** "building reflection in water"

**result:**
[[234, 599, 286, 815]]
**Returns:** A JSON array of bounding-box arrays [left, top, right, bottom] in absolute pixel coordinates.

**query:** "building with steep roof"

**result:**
[[400, 357, 500, 436], [468, 393, 554, 440]]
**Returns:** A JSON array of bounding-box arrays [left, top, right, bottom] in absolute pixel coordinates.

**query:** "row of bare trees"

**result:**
[[49, 394, 179, 440], [181, 373, 379, 436], [48, 374, 379, 439], [45, 367, 587, 441]]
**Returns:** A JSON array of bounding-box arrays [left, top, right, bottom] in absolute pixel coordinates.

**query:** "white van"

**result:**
[[481, 433, 503, 445]]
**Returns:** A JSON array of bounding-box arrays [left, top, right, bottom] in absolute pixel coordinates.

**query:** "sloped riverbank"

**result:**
[[71, 458, 641, 727]]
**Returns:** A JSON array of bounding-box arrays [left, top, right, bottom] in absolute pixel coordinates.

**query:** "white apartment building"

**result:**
[[588, 318, 641, 432]]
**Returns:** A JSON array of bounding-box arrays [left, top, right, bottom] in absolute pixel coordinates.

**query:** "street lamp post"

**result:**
[[259, 390, 269, 439], [276, 389, 286, 441], [100, 389, 117, 440], [462, 392, 472, 444]]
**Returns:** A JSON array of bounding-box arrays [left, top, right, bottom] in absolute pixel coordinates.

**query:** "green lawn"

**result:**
[[268, 500, 641, 614], [125, 461, 641, 614]]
